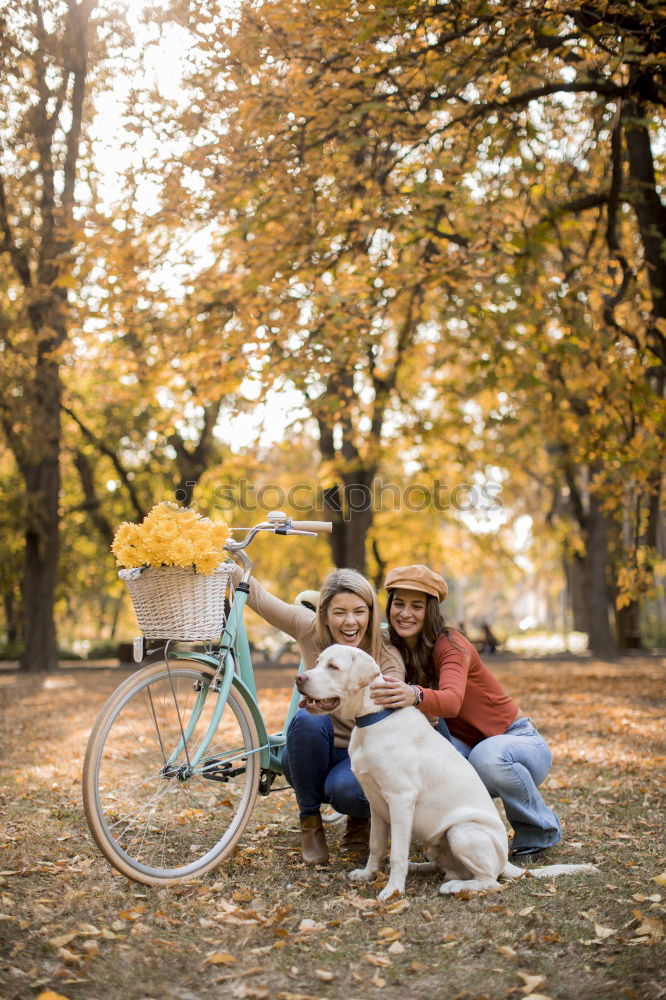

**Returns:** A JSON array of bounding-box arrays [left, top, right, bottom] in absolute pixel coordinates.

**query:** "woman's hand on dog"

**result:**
[[370, 676, 419, 708]]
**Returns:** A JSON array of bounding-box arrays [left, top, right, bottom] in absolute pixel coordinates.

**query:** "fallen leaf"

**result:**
[[652, 871, 666, 886], [407, 961, 427, 973], [632, 916, 664, 943], [363, 952, 392, 968], [517, 971, 545, 994], [206, 952, 237, 965], [297, 919, 326, 933], [233, 888, 254, 903], [385, 898, 410, 913], [497, 945, 517, 959], [370, 975, 387, 988], [314, 969, 335, 981], [593, 923, 615, 939], [519, 906, 535, 917], [388, 940, 405, 955], [57, 947, 80, 965], [276, 993, 317, 1000], [36, 993, 72, 1000], [118, 905, 146, 922], [376, 927, 401, 942], [48, 933, 79, 949], [215, 966, 262, 983]]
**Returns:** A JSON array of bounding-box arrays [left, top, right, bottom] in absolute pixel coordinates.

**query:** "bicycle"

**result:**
[[82, 512, 332, 886]]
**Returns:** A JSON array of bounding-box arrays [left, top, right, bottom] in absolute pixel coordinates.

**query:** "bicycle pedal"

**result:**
[[259, 769, 278, 795]]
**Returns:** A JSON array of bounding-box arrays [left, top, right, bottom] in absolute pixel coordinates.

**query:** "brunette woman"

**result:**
[[229, 565, 404, 864], [371, 564, 561, 858]]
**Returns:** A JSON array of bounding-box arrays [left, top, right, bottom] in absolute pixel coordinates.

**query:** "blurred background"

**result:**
[[2, 0, 665, 668]]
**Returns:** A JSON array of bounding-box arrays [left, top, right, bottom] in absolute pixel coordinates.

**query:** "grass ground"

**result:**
[[0, 654, 664, 1000]]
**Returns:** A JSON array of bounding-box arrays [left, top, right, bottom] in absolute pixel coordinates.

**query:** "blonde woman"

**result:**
[[229, 565, 404, 865]]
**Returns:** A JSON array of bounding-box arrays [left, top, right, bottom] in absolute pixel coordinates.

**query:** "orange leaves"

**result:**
[[117, 904, 146, 922], [630, 912, 664, 945], [206, 951, 237, 965]]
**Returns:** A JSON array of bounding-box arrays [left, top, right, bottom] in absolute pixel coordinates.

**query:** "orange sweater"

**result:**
[[416, 632, 521, 747]]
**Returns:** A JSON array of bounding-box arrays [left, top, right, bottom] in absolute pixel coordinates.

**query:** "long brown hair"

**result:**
[[386, 590, 461, 687], [315, 568, 386, 663]]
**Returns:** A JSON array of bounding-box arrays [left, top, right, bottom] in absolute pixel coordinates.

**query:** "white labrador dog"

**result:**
[[295, 644, 597, 899]]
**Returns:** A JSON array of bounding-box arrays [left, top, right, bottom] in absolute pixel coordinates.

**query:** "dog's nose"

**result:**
[[295, 674, 305, 692]]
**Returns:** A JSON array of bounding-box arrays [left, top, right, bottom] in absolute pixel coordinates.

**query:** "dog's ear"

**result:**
[[348, 648, 381, 689]]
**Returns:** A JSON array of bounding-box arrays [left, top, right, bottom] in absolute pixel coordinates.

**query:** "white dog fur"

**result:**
[[295, 644, 597, 899]]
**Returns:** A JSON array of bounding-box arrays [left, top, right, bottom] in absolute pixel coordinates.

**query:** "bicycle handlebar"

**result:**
[[290, 520, 332, 533], [225, 514, 332, 564]]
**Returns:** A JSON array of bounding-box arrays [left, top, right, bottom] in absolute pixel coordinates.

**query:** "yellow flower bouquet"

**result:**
[[113, 503, 233, 642], [112, 502, 231, 574]]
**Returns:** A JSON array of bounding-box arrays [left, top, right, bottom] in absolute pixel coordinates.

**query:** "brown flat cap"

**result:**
[[384, 564, 448, 602]]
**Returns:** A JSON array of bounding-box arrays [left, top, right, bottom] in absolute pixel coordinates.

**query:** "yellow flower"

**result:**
[[112, 503, 230, 574]]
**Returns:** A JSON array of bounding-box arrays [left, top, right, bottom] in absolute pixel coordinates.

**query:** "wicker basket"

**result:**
[[119, 565, 232, 642]]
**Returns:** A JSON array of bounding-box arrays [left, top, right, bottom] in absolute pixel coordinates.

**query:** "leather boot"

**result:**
[[341, 816, 371, 857], [300, 812, 329, 865]]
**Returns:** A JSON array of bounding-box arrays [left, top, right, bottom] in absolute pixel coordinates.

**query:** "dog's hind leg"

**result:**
[[349, 811, 389, 884], [378, 794, 417, 901], [438, 823, 503, 895]]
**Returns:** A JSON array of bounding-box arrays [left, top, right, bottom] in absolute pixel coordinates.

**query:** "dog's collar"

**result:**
[[354, 708, 398, 728]]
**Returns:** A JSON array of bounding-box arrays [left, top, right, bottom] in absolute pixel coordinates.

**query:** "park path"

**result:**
[[0, 654, 664, 1000]]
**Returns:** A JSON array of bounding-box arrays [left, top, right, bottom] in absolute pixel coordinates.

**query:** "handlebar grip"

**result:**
[[291, 520, 333, 534]]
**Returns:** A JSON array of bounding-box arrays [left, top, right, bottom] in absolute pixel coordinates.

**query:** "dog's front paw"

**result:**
[[348, 867, 375, 883], [439, 879, 470, 895], [378, 883, 404, 902]]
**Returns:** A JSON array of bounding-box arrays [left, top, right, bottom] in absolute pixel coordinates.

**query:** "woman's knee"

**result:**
[[286, 708, 333, 749], [324, 765, 369, 818], [467, 743, 509, 792]]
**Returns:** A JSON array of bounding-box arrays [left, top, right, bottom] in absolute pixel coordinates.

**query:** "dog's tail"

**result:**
[[502, 861, 598, 881]]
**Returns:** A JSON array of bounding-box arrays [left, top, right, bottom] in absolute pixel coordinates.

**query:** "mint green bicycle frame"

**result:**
[[165, 584, 304, 785]]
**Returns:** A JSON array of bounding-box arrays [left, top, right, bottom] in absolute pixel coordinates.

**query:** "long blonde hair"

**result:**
[[315, 568, 385, 663]]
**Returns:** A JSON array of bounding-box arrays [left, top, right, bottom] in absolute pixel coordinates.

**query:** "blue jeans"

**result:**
[[281, 709, 370, 819], [450, 717, 562, 851]]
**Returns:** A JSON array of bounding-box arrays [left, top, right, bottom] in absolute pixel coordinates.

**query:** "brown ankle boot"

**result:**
[[341, 816, 371, 856], [300, 812, 329, 865]]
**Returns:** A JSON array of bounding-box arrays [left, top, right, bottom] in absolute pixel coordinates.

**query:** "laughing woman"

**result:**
[[371, 564, 562, 859], [228, 565, 404, 865]]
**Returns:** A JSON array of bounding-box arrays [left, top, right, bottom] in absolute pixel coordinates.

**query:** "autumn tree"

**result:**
[[164, 0, 665, 653], [0, 0, 115, 669]]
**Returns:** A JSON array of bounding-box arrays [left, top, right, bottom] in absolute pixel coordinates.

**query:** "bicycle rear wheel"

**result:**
[[83, 658, 260, 885]]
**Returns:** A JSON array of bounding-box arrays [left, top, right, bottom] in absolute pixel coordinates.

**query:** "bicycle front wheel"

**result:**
[[82, 658, 261, 886]]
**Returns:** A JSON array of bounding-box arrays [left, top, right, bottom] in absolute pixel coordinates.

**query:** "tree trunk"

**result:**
[[565, 557, 589, 634], [580, 494, 616, 659], [19, 359, 61, 671], [322, 468, 375, 573], [172, 402, 223, 506], [3, 592, 19, 645], [615, 600, 643, 650]]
